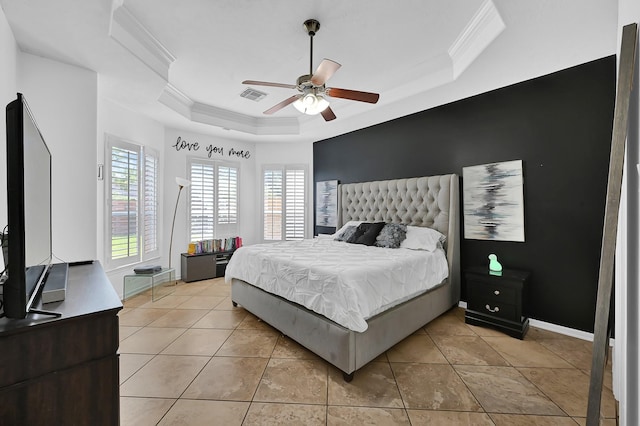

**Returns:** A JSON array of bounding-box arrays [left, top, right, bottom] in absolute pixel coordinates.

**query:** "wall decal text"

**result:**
[[172, 136, 199, 152], [228, 148, 251, 159], [206, 144, 224, 157], [172, 136, 251, 160]]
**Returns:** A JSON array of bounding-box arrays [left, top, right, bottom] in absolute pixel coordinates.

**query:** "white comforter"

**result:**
[[225, 238, 449, 332]]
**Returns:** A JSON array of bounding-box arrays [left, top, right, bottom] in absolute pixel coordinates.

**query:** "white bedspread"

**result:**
[[225, 238, 449, 332]]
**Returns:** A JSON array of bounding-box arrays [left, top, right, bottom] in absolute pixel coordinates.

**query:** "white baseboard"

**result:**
[[457, 301, 612, 344]]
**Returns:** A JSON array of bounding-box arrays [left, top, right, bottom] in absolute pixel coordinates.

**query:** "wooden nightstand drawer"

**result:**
[[468, 280, 518, 306], [468, 298, 518, 322], [464, 266, 530, 339]]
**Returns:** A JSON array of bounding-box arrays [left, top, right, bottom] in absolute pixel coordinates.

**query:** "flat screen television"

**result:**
[[3, 93, 54, 319]]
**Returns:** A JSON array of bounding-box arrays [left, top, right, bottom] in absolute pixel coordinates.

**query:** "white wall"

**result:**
[[17, 53, 97, 264], [96, 94, 166, 296], [163, 128, 256, 277], [0, 8, 18, 259], [615, 4, 639, 426], [254, 142, 314, 240]]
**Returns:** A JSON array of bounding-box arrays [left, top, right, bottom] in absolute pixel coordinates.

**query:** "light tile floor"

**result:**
[[118, 277, 617, 425]]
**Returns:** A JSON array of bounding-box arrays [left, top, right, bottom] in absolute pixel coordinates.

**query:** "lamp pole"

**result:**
[[169, 177, 191, 283]]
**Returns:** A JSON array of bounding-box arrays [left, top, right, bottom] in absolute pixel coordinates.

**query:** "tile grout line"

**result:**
[[119, 290, 615, 425], [121, 278, 241, 423]]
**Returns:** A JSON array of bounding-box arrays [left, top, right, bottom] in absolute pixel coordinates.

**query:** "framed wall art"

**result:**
[[316, 180, 338, 227], [463, 160, 525, 242]]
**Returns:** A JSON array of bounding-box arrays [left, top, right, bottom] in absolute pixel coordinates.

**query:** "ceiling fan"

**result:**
[[242, 19, 380, 122]]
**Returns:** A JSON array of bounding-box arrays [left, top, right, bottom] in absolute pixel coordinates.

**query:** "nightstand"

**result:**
[[464, 266, 530, 339]]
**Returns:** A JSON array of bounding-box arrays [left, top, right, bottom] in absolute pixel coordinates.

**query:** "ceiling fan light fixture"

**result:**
[[244, 18, 379, 121], [293, 93, 329, 115]]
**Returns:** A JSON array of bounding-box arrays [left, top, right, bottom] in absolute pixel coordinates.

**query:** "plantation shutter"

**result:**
[[285, 169, 305, 240], [110, 145, 139, 262], [106, 135, 161, 270], [143, 150, 159, 257], [263, 166, 306, 241], [217, 165, 238, 225], [189, 162, 215, 241], [263, 169, 283, 241]]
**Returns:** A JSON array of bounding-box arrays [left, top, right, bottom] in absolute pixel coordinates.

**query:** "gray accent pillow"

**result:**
[[375, 223, 407, 248], [334, 225, 358, 242]]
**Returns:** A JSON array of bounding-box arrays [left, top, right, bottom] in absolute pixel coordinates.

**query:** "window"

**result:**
[[263, 169, 283, 241], [189, 161, 215, 241], [187, 158, 239, 242], [263, 165, 306, 241], [218, 165, 238, 225], [143, 153, 159, 255], [285, 169, 305, 240], [106, 135, 159, 269]]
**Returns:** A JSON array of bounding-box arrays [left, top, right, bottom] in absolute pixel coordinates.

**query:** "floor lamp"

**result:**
[[169, 177, 191, 284]]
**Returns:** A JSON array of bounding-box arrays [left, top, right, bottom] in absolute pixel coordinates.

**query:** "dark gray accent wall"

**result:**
[[313, 56, 616, 332]]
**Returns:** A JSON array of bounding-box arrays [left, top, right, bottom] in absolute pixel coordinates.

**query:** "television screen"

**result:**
[[4, 93, 52, 319]]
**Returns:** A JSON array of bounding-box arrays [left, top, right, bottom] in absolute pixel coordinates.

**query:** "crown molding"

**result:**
[[110, 4, 176, 80], [112, 1, 500, 136], [191, 102, 300, 135], [158, 84, 194, 119], [448, 0, 505, 79], [111, 5, 299, 136], [159, 85, 300, 135]]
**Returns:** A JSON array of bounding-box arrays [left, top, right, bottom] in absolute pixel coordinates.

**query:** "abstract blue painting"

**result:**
[[463, 160, 525, 242]]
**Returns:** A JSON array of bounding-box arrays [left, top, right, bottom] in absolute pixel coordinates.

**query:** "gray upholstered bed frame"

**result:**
[[231, 174, 460, 380]]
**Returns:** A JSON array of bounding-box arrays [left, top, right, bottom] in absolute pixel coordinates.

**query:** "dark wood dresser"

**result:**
[[0, 261, 122, 425], [464, 266, 530, 339]]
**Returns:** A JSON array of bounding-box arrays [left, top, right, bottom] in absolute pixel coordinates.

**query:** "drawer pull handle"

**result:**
[[485, 304, 500, 313], [494, 290, 500, 296]]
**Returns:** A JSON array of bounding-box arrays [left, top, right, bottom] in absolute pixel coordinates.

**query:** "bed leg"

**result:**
[[342, 372, 354, 382], [232, 301, 238, 307]]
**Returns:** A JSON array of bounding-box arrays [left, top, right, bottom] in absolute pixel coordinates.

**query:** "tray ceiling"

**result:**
[[0, 0, 618, 143]]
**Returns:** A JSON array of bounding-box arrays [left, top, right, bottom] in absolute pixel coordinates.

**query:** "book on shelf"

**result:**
[[190, 236, 242, 255]]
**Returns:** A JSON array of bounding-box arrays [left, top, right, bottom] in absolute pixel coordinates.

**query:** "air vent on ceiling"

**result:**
[[240, 88, 267, 102]]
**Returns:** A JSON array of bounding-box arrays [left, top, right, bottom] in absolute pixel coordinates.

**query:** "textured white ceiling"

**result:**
[[0, 0, 618, 143]]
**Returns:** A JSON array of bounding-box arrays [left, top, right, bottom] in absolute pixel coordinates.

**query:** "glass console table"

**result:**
[[123, 268, 175, 302]]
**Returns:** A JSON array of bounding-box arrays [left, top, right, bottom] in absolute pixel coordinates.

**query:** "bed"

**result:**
[[227, 173, 460, 381]]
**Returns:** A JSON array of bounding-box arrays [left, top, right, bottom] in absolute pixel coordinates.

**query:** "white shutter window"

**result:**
[[143, 150, 159, 257], [109, 145, 139, 264], [105, 141, 140, 267], [105, 135, 161, 270], [187, 159, 241, 242], [189, 161, 215, 242], [285, 169, 305, 240], [218, 165, 238, 225], [263, 169, 283, 241], [263, 165, 306, 242]]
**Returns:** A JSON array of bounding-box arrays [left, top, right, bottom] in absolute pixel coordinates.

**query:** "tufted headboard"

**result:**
[[337, 174, 460, 297]]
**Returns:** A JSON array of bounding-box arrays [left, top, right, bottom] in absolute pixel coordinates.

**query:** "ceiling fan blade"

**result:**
[[321, 106, 337, 122], [311, 59, 341, 86], [326, 87, 380, 104], [242, 80, 297, 90], [263, 95, 301, 115]]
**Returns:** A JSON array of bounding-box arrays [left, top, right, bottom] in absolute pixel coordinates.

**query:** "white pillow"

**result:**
[[400, 226, 446, 252], [315, 233, 334, 240], [332, 220, 364, 238]]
